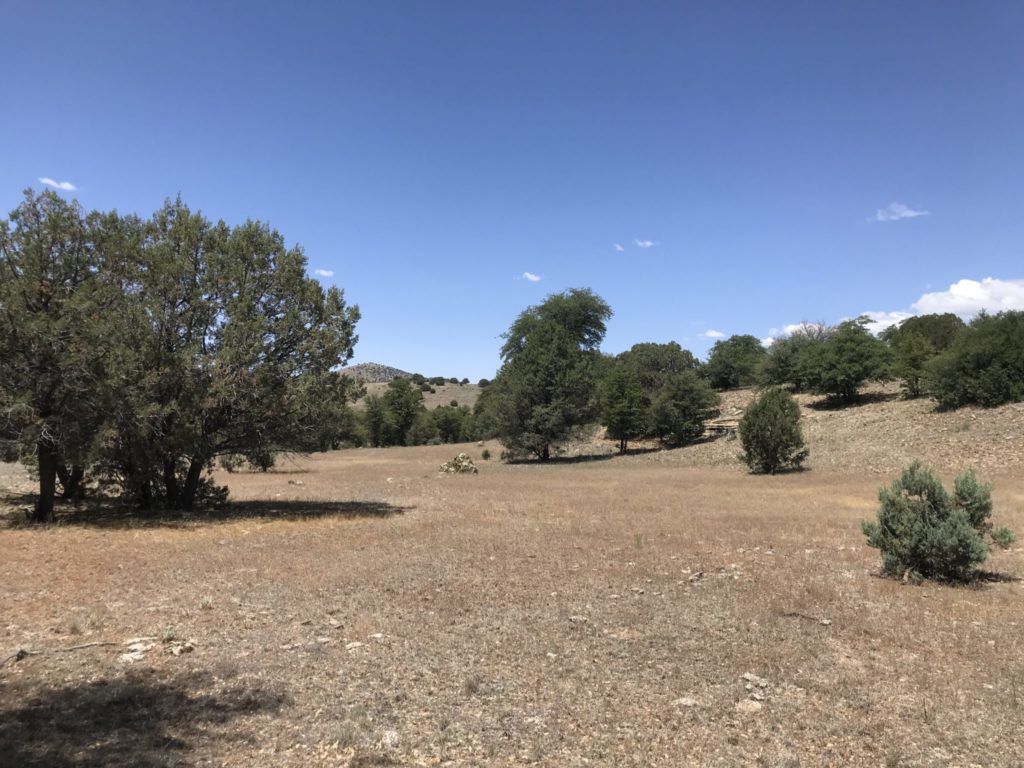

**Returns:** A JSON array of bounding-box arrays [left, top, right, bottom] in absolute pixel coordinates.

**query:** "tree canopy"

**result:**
[[0, 190, 361, 521], [490, 289, 612, 460]]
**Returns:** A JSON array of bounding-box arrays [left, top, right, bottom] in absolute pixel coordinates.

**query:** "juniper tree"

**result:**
[[491, 289, 611, 460]]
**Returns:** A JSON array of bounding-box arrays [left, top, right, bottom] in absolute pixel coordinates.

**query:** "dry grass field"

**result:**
[[2, 386, 1024, 767]]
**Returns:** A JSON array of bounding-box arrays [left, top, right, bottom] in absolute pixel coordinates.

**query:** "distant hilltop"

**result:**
[[342, 362, 413, 384]]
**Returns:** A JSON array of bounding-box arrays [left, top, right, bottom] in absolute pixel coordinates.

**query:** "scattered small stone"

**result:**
[[689, 572, 705, 582], [316, 636, 330, 644], [328, 618, 342, 629], [741, 672, 769, 688], [345, 641, 364, 651], [673, 697, 699, 708], [735, 699, 763, 715], [750, 690, 766, 701], [819, 618, 833, 626], [380, 730, 400, 749], [568, 615, 589, 624], [166, 640, 195, 656], [287, 479, 304, 486]]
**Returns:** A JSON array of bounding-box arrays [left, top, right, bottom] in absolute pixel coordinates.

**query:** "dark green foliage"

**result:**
[[861, 462, 1015, 581], [927, 311, 1024, 408], [881, 314, 966, 399], [616, 342, 699, 390], [890, 332, 935, 398], [760, 323, 829, 392], [491, 289, 612, 460], [738, 387, 808, 474], [0, 190, 362, 518], [801, 318, 891, 401], [881, 313, 965, 352], [704, 335, 767, 390], [477, 378, 491, 388], [432, 404, 471, 444], [648, 371, 720, 446], [597, 342, 718, 450], [599, 363, 649, 453], [0, 191, 114, 520], [407, 411, 440, 445]]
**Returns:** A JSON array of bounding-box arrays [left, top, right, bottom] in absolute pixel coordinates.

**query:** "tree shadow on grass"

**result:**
[[503, 446, 663, 465], [1, 496, 409, 530], [0, 669, 287, 768], [805, 390, 901, 411]]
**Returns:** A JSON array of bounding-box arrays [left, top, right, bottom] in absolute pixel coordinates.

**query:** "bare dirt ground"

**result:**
[[2, 388, 1024, 767]]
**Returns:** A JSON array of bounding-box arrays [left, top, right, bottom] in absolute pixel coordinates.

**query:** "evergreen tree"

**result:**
[[738, 387, 809, 474], [704, 335, 767, 390], [491, 289, 611, 460], [599, 363, 648, 453]]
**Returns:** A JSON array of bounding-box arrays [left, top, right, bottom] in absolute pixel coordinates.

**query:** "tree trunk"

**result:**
[[32, 441, 58, 523], [620, 438, 627, 454], [541, 445, 550, 462], [57, 464, 85, 500], [178, 457, 205, 511], [163, 459, 180, 507]]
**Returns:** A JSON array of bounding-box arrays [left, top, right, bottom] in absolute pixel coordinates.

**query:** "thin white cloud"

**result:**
[[873, 202, 929, 222], [39, 177, 76, 191], [859, 310, 913, 335], [313, 269, 334, 278], [912, 277, 1024, 317], [522, 271, 542, 282], [760, 337, 775, 348], [701, 329, 725, 339], [613, 243, 624, 252], [633, 239, 658, 248]]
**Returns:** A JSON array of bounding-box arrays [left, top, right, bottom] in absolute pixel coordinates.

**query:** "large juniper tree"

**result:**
[[0, 191, 121, 521], [1, 191, 361, 519], [490, 288, 611, 460]]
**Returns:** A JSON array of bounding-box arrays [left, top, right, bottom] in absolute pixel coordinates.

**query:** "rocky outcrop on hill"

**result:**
[[342, 363, 413, 384]]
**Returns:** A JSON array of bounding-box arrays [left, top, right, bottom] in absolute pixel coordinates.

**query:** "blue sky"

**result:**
[[4, 2, 1023, 380]]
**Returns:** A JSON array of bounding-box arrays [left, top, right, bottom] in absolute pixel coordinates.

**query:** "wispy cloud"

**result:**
[[873, 202, 929, 222], [913, 277, 1024, 316], [39, 177, 76, 191], [522, 271, 542, 282], [613, 243, 624, 252], [633, 239, 658, 248], [313, 269, 334, 278], [701, 329, 725, 339], [859, 310, 913, 335]]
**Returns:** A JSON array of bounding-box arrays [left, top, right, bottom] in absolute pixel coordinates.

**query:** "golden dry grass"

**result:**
[[2, 391, 1024, 767], [354, 382, 481, 410]]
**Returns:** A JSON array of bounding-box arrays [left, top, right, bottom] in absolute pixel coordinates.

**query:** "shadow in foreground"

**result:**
[[1, 497, 409, 530], [0, 670, 287, 768]]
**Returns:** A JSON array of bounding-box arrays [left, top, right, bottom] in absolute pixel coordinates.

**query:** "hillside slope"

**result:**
[[341, 362, 413, 384], [574, 383, 1024, 477]]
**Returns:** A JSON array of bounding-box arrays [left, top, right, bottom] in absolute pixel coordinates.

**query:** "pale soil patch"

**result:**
[[2, 391, 1024, 766]]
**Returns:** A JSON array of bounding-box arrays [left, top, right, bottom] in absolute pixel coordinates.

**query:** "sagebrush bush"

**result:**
[[861, 462, 1015, 582], [738, 387, 808, 473]]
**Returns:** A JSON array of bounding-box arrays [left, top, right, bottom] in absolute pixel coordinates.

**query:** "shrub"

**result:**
[[738, 387, 808, 473], [801, 318, 891, 402], [861, 462, 1015, 581], [927, 311, 1024, 408], [481, 448, 491, 460], [704, 335, 767, 390]]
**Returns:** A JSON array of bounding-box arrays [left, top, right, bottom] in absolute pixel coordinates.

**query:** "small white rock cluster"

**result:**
[[439, 453, 478, 474]]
